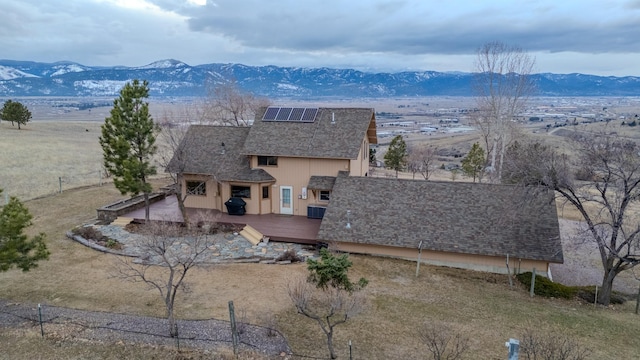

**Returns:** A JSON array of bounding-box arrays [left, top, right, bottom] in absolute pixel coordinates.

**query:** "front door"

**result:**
[[280, 186, 293, 215]]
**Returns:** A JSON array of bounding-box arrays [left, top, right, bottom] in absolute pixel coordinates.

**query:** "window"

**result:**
[[262, 185, 270, 199], [319, 190, 330, 202], [186, 181, 206, 196], [258, 156, 278, 166], [231, 185, 251, 198]]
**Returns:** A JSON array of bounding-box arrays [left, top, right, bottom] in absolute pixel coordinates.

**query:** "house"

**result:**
[[317, 173, 563, 275], [168, 107, 376, 217], [168, 106, 563, 275]]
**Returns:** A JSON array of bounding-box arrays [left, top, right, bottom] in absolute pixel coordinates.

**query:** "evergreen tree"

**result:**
[[290, 248, 368, 359], [0, 189, 49, 272], [461, 142, 486, 182], [306, 248, 368, 293], [99, 80, 159, 222], [384, 135, 408, 177], [0, 100, 32, 130], [369, 148, 377, 164]]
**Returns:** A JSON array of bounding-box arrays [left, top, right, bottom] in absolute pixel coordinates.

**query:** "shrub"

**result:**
[[276, 249, 303, 263], [575, 286, 627, 305], [520, 329, 590, 360], [72, 226, 122, 250], [72, 226, 107, 242], [105, 239, 119, 249], [421, 322, 469, 360], [516, 272, 578, 299]]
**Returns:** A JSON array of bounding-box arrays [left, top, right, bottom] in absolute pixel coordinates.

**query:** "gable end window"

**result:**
[[186, 181, 206, 196], [319, 190, 330, 202], [258, 156, 278, 166]]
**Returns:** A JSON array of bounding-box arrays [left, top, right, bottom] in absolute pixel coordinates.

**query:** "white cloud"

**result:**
[[1, 0, 640, 76]]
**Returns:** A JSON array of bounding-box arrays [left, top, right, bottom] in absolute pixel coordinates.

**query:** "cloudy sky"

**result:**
[[2, 0, 640, 76]]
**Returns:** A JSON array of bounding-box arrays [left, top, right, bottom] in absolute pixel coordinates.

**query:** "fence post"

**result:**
[[229, 301, 239, 355], [59, 177, 62, 194], [529, 268, 536, 298], [174, 323, 180, 350], [416, 240, 423, 277], [38, 303, 44, 338], [506, 254, 513, 289]]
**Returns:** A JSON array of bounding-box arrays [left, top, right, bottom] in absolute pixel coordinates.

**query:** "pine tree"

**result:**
[[0, 100, 32, 130], [384, 135, 408, 177], [99, 80, 159, 222], [461, 142, 486, 182], [0, 189, 49, 272]]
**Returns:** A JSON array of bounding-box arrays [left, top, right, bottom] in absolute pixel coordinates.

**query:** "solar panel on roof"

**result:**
[[262, 106, 318, 122], [289, 108, 305, 121], [262, 107, 279, 120], [276, 107, 292, 120], [301, 108, 318, 122]]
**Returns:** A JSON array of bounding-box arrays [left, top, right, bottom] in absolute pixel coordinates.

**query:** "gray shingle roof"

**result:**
[[167, 125, 274, 183], [242, 107, 375, 159], [317, 177, 563, 263], [307, 176, 337, 191]]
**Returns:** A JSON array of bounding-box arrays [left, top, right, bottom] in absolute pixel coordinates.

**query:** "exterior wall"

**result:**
[[182, 175, 221, 211], [349, 138, 370, 177], [333, 242, 551, 275], [252, 156, 350, 216]]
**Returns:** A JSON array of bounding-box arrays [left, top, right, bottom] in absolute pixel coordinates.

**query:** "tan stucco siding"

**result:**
[[254, 156, 350, 216], [349, 138, 370, 177], [334, 242, 550, 275], [182, 175, 221, 210]]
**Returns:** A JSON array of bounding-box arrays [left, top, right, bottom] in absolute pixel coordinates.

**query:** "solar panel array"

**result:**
[[262, 107, 318, 122]]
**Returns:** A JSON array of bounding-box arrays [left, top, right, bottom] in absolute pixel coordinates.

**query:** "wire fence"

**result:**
[[0, 301, 291, 357], [1, 168, 108, 203]]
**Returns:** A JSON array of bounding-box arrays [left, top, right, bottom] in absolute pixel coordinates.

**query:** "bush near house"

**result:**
[[516, 272, 629, 304]]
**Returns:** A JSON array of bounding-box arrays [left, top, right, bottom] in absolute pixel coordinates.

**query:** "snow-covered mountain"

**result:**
[[0, 59, 639, 98]]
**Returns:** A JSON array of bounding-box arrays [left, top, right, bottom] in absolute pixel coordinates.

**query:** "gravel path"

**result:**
[[0, 300, 291, 357]]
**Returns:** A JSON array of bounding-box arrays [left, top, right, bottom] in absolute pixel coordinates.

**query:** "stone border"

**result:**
[[65, 231, 136, 257], [66, 226, 313, 265]]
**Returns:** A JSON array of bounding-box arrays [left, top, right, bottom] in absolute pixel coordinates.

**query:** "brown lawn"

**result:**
[[1, 117, 640, 359]]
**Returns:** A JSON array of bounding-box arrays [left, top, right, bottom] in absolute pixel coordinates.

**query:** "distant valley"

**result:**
[[1, 59, 639, 98]]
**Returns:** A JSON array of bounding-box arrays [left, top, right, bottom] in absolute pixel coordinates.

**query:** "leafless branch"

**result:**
[[420, 321, 469, 360], [112, 221, 216, 337], [287, 275, 366, 359]]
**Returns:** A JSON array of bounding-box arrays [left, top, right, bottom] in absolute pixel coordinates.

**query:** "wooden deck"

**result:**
[[123, 195, 322, 244]]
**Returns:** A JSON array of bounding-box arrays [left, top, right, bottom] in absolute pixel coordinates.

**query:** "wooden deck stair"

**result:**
[[111, 217, 133, 227], [239, 224, 263, 245]]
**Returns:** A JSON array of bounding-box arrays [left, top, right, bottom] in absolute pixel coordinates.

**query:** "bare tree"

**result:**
[[520, 329, 590, 360], [203, 80, 270, 126], [420, 322, 469, 360], [502, 134, 640, 305], [157, 107, 216, 226], [113, 220, 216, 337], [473, 41, 535, 182], [287, 276, 366, 359], [407, 144, 439, 180]]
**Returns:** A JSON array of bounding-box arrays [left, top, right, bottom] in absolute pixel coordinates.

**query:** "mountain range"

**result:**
[[1, 59, 639, 98]]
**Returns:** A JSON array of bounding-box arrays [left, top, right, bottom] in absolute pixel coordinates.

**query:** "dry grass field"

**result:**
[[2, 101, 640, 359]]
